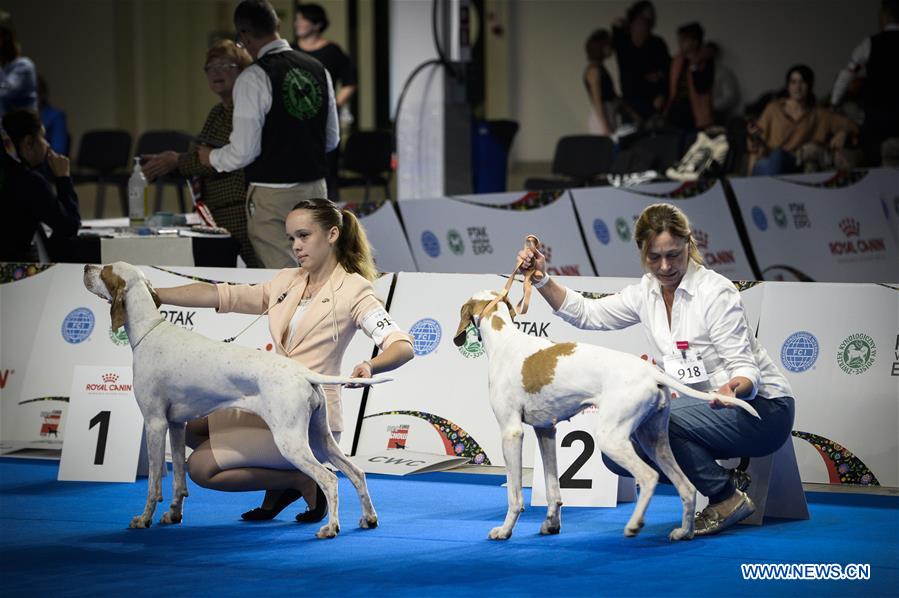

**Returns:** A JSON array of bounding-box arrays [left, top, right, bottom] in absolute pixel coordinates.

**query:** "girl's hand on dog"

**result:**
[[345, 360, 373, 388]]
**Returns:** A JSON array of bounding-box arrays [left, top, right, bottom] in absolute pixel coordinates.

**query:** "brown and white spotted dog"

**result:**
[[454, 291, 759, 541], [83, 262, 388, 538]]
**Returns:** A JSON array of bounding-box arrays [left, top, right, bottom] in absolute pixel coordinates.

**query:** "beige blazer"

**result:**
[[207, 266, 411, 469]]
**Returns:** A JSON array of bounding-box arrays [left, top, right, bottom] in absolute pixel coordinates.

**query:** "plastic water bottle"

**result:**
[[128, 157, 149, 226]]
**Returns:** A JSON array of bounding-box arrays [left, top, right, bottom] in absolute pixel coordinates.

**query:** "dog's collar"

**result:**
[[131, 317, 166, 349]]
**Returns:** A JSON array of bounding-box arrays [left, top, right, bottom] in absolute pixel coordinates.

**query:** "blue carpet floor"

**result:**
[[0, 457, 896, 597]]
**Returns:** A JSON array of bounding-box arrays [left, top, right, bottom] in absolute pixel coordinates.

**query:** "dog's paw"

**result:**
[[359, 514, 379, 529], [160, 510, 183, 525], [540, 520, 560, 535], [316, 522, 340, 539], [488, 526, 512, 540], [129, 515, 152, 529], [668, 527, 694, 541], [624, 523, 643, 537]]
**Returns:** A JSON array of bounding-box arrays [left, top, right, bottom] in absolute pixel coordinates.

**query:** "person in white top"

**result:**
[[198, 0, 340, 269], [518, 203, 795, 536]]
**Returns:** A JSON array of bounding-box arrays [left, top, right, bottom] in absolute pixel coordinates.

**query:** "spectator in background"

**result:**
[[37, 76, 70, 155], [0, 109, 80, 262], [0, 11, 37, 118], [197, 0, 339, 270], [830, 0, 899, 166], [294, 2, 357, 200], [748, 65, 858, 176], [612, 1, 670, 124], [705, 41, 740, 124], [141, 40, 261, 268], [584, 29, 619, 137], [663, 22, 714, 132]]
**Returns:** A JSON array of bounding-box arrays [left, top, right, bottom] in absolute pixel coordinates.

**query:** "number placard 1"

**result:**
[[531, 408, 634, 508], [58, 366, 146, 482]]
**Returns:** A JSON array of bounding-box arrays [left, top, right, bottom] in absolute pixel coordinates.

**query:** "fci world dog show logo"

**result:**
[[61, 307, 95, 344], [780, 331, 819, 373], [109, 326, 129, 346], [409, 318, 442, 356], [836, 333, 877, 375], [421, 231, 440, 258], [447, 229, 465, 255]]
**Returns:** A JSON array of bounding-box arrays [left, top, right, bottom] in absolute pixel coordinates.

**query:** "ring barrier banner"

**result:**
[[0, 264, 386, 457], [730, 169, 899, 282], [397, 191, 596, 276], [570, 179, 755, 281], [756, 281, 898, 488], [343, 199, 418, 274]]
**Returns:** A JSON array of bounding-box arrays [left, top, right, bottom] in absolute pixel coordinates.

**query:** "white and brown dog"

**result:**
[[84, 262, 386, 538], [454, 291, 759, 541]]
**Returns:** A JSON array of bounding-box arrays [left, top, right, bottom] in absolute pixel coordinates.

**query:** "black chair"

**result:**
[[134, 130, 194, 213], [524, 135, 615, 190], [71, 130, 132, 218], [338, 130, 393, 201]]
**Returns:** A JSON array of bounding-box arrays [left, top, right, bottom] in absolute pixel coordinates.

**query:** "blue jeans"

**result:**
[[602, 395, 795, 504], [752, 149, 799, 176]]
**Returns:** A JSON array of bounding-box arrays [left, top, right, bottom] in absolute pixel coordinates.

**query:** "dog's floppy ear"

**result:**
[[100, 266, 127, 331], [453, 301, 474, 347], [146, 282, 162, 309]]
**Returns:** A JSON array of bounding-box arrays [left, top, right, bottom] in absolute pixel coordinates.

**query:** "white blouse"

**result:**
[[554, 261, 793, 401]]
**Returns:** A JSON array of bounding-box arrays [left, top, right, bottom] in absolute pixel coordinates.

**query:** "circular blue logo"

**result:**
[[780, 331, 819, 373], [62, 307, 95, 344], [409, 318, 442, 356], [593, 218, 610, 245], [751, 206, 768, 231], [421, 231, 440, 258]]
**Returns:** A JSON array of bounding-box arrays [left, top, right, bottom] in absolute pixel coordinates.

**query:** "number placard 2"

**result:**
[[531, 408, 634, 508], [58, 366, 146, 482]]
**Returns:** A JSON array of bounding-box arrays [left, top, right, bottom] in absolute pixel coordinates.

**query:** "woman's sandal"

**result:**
[[240, 488, 303, 521], [295, 485, 328, 523]]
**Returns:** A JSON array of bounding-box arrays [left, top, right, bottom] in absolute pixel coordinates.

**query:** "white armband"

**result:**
[[360, 307, 401, 346], [532, 272, 551, 289]]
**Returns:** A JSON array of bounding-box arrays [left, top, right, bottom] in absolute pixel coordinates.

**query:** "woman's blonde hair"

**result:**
[[205, 39, 252, 70], [291, 198, 378, 281], [633, 203, 703, 268]]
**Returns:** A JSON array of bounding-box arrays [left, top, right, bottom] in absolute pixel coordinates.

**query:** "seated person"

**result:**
[[0, 109, 80, 262], [748, 65, 859, 175]]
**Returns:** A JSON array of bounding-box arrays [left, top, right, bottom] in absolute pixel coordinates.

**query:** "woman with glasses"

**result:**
[[141, 40, 261, 267]]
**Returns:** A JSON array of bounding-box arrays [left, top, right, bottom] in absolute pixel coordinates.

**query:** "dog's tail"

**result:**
[[304, 373, 394, 387], [651, 369, 761, 419]]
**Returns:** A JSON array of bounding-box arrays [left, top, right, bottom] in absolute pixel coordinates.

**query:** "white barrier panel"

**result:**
[[343, 200, 418, 274], [571, 180, 755, 280], [397, 191, 596, 275], [0, 263, 385, 456], [354, 272, 762, 468], [731, 170, 899, 282], [757, 281, 899, 488]]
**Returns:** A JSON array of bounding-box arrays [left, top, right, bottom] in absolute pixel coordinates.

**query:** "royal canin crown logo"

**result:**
[[839, 218, 861, 237], [830, 217, 886, 256], [692, 229, 709, 250], [85, 372, 132, 393]]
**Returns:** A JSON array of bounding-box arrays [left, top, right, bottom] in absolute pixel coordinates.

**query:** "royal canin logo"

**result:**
[[693, 229, 735, 266], [830, 218, 886, 256], [85, 372, 132, 393], [539, 242, 582, 276]]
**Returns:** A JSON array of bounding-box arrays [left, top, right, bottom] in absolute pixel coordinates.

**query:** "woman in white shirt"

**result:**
[[518, 203, 795, 536]]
